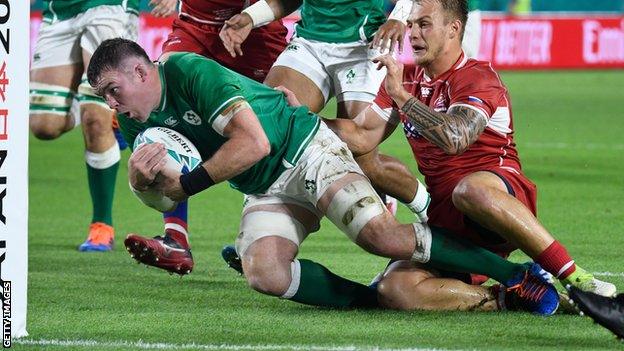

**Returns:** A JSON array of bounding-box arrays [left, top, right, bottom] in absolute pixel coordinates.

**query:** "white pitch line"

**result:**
[[522, 142, 624, 151], [592, 272, 624, 278], [14, 339, 465, 351]]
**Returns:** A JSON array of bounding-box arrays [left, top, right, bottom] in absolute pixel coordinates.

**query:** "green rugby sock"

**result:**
[[85, 146, 120, 226], [428, 226, 527, 284], [287, 259, 378, 308]]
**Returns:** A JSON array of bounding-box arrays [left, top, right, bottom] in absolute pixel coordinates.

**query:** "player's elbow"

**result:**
[[442, 145, 468, 156], [254, 134, 271, 159]]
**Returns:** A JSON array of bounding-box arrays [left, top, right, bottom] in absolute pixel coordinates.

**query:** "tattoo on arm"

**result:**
[[400, 98, 488, 155]]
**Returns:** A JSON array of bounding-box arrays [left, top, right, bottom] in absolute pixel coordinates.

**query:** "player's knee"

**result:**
[[243, 259, 291, 297], [357, 216, 404, 258], [81, 106, 112, 137], [377, 270, 430, 310], [452, 177, 489, 212], [29, 117, 64, 140]]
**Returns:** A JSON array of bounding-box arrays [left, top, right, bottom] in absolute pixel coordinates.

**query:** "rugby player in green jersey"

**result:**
[[29, 0, 176, 252], [86, 38, 560, 314], [220, 0, 432, 222]]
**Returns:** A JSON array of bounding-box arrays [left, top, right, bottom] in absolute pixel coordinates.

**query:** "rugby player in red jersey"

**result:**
[[318, 0, 616, 306]]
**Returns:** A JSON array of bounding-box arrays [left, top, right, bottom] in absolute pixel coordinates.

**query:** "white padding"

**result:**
[[404, 178, 430, 223], [235, 211, 306, 257], [85, 143, 121, 169], [281, 259, 302, 299], [29, 82, 75, 114], [325, 180, 386, 241], [410, 223, 432, 263], [77, 81, 111, 109], [388, 0, 413, 24], [242, 0, 275, 28]]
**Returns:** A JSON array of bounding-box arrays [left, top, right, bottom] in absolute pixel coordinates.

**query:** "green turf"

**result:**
[[20, 70, 624, 350]]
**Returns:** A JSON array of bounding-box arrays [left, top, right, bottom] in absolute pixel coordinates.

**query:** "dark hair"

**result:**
[[87, 38, 151, 87], [415, 0, 469, 40]]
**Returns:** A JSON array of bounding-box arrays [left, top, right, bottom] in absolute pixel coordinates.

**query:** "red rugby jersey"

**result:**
[[179, 0, 285, 32], [373, 52, 522, 189]]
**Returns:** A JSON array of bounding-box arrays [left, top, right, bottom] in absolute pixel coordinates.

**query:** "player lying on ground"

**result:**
[[88, 38, 560, 314]]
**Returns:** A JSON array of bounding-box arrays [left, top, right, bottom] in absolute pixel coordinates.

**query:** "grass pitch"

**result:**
[[21, 70, 624, 350]]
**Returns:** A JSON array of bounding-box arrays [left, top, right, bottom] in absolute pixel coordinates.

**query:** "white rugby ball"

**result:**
[[131, 127, 202, 212]]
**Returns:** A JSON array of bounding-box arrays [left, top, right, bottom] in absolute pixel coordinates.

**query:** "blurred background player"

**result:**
[[462, 0, 481, 58], [123, 0, 289, 274], [293, 0, 615, 296], [220, 0, 431, 223], [29, 0, 175, 252]]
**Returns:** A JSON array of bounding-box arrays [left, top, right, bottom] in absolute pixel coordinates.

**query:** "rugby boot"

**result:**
[[125, 233, 193, 275], [562, 267, 617, 297], [503, 263, 560, 315], [569, 286, 624, 340], [78, 222, 114, 252], [221, 245, 243, 275]]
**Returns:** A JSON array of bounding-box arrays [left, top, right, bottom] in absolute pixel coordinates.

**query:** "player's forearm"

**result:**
[[399, 98, 487, 155], [204, 137, 270, 183]]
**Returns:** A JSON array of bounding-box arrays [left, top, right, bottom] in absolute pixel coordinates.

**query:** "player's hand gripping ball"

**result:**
[[131, 127, 202, 212]]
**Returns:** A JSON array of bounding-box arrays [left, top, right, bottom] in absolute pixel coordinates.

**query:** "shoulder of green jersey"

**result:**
[[208, 96, 246, 124]]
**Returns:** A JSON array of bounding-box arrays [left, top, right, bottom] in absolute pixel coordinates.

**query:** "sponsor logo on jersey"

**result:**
[[286, 44, 299, 51], [304, 179, 317, 193], [182, 110, 201, 125], [433, 94, 447, 112], [420, 87, 432, 98], [164, 116, 179, 127]]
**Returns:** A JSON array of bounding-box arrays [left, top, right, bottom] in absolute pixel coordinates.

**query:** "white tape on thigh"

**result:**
[[236, 211, 306, 257], [326, 180, 385, 241], [411, 223, 432, 263], [29, 82, 75, 116], [77, 74, 111, 109]]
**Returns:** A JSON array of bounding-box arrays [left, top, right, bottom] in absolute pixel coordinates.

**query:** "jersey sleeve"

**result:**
[[372, 78, 401, 125], [448, 65, 507, 119], [180, 55, 248, 135]]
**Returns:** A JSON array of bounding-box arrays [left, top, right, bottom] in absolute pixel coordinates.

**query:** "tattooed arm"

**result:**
[[372, 55, 488, 155], [400, 99, 487, 155]]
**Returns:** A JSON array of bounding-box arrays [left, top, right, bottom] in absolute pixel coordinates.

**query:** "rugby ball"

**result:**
[[131, 127, 202, 212]]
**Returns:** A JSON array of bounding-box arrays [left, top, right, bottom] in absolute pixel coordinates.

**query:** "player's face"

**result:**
[[407, 0, 453, 65], [95, 65, 153, 122]]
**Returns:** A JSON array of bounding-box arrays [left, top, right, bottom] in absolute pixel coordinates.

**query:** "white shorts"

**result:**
[[272, 37, 387, 104], [235, 122, 385, 256], [31, 5, 139, 70]]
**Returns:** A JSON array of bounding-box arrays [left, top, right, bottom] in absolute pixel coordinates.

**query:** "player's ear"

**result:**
[[135, 62, 148, 82], [448, 18, 461, 40]]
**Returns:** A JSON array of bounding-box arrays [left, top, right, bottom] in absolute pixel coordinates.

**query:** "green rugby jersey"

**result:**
[[294, 0, 387, 43], [468, 0, 479, 11], [42, 0, 140, 23], [118, 52, 321, 195]]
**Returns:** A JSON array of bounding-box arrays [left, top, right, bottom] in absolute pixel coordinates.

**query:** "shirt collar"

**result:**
[[154, 62, 167, 112]]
